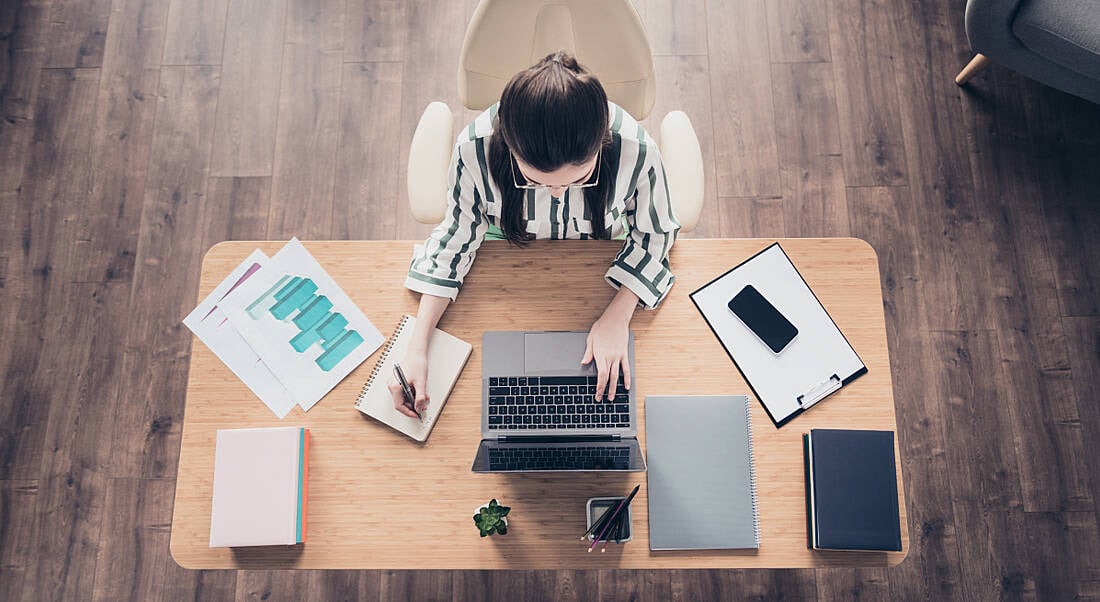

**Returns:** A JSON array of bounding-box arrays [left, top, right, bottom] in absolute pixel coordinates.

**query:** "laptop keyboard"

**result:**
[[487, 445, 632, 470], [486, 376, 631, 430]]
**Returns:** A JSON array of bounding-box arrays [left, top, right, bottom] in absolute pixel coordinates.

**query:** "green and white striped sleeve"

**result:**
[[605, 134, 681, 309], [405, 142, 489, 301]]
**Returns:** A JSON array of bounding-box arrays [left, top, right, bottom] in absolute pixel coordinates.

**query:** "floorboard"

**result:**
[[0, 0, 48, 194], [333, 61, 404, 240], [208, 0, 285, 177], [266, 0, 343, 240], [308, 570, 381, 601], [765, 0, 831, 63], [770, 62, 848, 237], [0, 480, 38, 602], [91, 479, 171, 601], [1032, 97, 1100, 318], [343, 0, 404, 63], [986, 511, 1095, 601], [161, 0, 229, 66], [235, 570, 312, 601], [380, 570, 453, 601], [597, 569, 672, 600], [643, 0, 707, 56], [1, 68, 100, 485], [671, 569, 818, 600], [718, 196, 785, 239], [1063, 318, 1100, 519], [202, 176, 272, 242], [816, 568, 889, 602], [109, 65, 220, 479], [705, 0, 780, 198], [932, 330, 1024, 511], [970, 71, 1093, 513], [43, 0, 112, 69], [826, 0, 908, 187], [894, 0, 999, 333]]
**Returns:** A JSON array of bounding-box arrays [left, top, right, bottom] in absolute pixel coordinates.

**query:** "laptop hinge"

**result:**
[[497, 434, 619, 443]]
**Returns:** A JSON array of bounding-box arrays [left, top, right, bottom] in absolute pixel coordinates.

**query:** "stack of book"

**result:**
[[209, 427, 310, 547], [803, 428, 902, 551]]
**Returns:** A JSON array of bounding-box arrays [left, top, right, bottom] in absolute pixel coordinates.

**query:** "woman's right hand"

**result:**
[[388, 348, 430, 418]]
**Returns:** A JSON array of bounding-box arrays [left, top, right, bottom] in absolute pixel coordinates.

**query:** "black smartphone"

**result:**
[[728, 285, 798, 353]]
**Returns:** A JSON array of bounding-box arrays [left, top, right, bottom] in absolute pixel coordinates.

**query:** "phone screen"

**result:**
[[728, 285, 798, 353]]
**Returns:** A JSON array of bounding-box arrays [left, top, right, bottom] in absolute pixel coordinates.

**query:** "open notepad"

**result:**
[[354, 315, 472, 442]]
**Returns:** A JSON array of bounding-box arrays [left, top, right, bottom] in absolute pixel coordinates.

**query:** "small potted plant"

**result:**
[[473, 499, 510, 537]]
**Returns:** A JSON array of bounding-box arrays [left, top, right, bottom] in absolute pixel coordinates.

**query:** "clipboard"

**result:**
[[689, 243, 867, 427]]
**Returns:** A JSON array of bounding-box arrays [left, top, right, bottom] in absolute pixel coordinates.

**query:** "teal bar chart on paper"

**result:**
[[245, 275, 365, 372], [221, 238, 385, 412]]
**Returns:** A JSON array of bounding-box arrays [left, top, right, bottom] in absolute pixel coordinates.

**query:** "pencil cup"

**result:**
[[586, 496, 633, 544]]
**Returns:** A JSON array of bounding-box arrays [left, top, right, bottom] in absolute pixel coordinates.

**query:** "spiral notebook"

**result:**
[[645, 395, 759, 550], [354, 315, 472, 442]]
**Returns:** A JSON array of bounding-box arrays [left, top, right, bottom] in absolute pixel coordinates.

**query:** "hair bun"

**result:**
[[547, 50, 582, 73]]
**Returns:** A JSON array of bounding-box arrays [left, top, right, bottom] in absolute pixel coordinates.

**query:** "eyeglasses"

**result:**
[[511, 150, 601, 191]]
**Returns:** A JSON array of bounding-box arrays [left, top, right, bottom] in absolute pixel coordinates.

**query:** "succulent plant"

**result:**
[[473, 499, 510, 537]]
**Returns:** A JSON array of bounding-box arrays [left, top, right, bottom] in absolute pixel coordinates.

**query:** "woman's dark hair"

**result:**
[[489, 50, 613, 244]]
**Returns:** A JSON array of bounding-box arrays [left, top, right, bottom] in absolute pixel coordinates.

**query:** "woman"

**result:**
[[390, 51, 679, 418]]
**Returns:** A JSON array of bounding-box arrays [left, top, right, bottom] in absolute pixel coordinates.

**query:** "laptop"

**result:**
[[471, 331, 647, 473]]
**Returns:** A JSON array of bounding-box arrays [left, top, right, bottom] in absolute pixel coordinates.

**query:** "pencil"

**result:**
[[580, 508, 614, 541], [601, 516, 622, 552], [588, 485, 640, 552], [582, 485, 636, 541], [601, 484, 638, 549], [588, 499, 627, 551]]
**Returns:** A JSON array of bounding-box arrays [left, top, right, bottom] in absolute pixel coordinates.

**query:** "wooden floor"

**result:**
[[1, 0, 1098, 599]]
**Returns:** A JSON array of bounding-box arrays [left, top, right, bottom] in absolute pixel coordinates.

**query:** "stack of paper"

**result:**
[[183, 239, 385, 417], [209, 427, 310, 547]]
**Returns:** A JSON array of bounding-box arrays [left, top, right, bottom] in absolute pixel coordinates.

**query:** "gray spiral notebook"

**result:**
[[645, 395, 759, 550]]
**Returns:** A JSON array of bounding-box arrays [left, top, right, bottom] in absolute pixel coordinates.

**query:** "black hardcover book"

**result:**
[[804, 429, 902, 551]]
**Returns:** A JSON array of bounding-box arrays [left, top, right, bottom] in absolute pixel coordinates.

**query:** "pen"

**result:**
[[393, 362, 423, 421]]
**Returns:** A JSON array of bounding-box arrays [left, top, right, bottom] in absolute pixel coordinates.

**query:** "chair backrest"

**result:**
[[458, 0, 656, 120]]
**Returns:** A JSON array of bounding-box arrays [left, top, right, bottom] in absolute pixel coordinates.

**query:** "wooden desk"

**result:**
[[171, 239, 908, 569]]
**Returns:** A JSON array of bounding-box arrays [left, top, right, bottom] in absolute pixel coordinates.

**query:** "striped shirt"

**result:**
[[405, 101, 680, 309]]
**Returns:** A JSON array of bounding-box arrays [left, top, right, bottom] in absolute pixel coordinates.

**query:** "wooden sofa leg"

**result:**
[[955, 54, 992, 85]]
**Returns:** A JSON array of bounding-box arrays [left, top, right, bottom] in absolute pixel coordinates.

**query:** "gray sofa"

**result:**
[[956, 0, 1100, 104]]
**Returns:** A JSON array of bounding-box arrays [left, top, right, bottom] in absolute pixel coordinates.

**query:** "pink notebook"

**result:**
[[209, 427, 308, 547]]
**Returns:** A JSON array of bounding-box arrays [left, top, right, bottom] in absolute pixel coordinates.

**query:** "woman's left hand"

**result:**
[[581, 288, 639, 401]]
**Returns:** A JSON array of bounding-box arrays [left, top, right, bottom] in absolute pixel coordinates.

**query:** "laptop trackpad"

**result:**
[[524, 332, 588, 374]]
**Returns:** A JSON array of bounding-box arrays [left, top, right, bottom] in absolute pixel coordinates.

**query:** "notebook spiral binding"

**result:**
[[745, 397, 761, 546], [355, 314, 412, 409]]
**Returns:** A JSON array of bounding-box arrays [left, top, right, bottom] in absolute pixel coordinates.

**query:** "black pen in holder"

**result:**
[[585, 496, 633, 545]]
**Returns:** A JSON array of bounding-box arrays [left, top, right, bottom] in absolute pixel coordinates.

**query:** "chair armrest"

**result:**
[[965, 0, 1026, 56], [407, 102, 454, 224], [659, 111, 704, 233]]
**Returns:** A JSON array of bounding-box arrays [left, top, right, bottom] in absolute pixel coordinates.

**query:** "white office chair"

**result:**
[[406, 0, 705, 232]]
